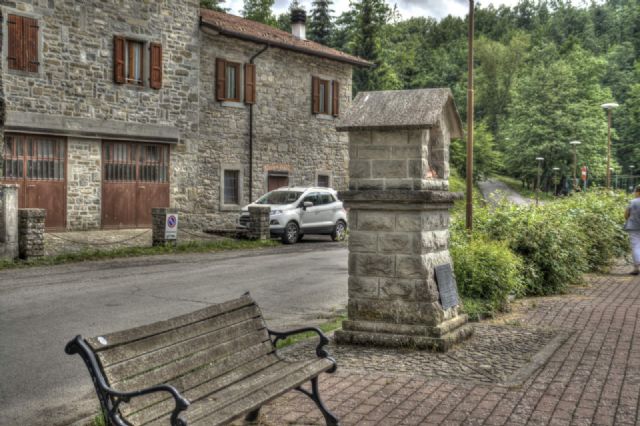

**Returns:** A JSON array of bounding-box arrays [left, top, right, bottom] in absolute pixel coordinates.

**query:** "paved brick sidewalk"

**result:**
[[259, 266, 640, 425]]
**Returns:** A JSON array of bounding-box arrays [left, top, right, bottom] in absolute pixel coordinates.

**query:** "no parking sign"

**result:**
[[165, 213, 178, 240]]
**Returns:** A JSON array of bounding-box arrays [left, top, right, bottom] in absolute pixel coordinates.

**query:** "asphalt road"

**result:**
[[477, 179, 532, 206], [0, 239, 348, 426]]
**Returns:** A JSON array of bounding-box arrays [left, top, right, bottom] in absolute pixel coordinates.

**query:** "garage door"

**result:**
[[1, 134, 67, 230], [102, 141, 170, 228]]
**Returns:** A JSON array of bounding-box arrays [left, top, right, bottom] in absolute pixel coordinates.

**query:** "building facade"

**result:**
[[0, 1, 367, 230]]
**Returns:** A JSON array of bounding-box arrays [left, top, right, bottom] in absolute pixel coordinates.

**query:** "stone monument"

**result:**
[[334, 89, 473, 352]]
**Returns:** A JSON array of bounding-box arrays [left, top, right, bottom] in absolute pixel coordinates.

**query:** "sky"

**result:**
[[223, 0, 525, 21]]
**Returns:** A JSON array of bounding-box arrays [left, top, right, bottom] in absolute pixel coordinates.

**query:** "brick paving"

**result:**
[[259, 265, 640, 425]]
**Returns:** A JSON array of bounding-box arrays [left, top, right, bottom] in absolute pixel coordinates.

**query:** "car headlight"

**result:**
[[270, 210, 283, 216]]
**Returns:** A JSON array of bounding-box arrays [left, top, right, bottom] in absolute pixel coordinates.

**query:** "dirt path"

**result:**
[[477, 179, 533, 205]]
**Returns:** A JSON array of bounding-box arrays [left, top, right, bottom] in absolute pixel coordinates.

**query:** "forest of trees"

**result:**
[[203, 0, 640, 190]]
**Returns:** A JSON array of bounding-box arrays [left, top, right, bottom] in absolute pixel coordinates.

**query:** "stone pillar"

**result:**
[[152, 208, 178, 246], [0, 185, 19, 260], [18, 209, 45, 260], [248, 206, 270, 240], [334, 89, 472, 352]]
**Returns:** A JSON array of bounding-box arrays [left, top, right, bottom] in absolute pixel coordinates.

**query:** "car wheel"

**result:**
[[332, 220, 347, 242], [282, 222, 299, 244]]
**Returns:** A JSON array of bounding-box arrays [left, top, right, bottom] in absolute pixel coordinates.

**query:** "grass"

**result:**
[[495, 175, 556, 201], [275, 315, 346, 349], [460, 297, 497, 322], [0, 239, 279, 271], [91, 413, 106, 426]]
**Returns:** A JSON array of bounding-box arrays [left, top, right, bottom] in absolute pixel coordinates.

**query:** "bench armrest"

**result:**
[[267, 327, 337, 372], [65, 335, 190, 426]]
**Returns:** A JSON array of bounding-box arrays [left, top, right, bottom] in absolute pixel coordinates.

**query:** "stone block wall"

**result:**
[[248, 206, 270, 240], [66, 138, 101, 230], [18, 208, 45, 259], [152, 207, 178, 246], [349, 129, 449, 192]]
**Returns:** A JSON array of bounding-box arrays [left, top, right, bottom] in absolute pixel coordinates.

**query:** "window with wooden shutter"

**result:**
[[244, 63, 256, 104], [113, 36, 126, 84], [149, 43, 162, 89], [312, 76, 320, 114], [216, 58, 227, 101], [332, 81, 340, 117], [7, 14, 39, 73]]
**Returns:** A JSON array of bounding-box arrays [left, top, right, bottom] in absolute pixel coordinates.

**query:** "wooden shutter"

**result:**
[[312, 76, 320, 114], [149, 43, 163, 89], [216, 58, 227, 101], [332, 81, 340, 117], [7, 15, 23, 70], [113, 36, 125, 84], [23, 17, 39, 73], [244, 63, 256, 104]]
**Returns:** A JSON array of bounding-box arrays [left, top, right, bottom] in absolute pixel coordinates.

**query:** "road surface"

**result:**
[[0, 239, 348, 426], [477, 179, 532, 206]]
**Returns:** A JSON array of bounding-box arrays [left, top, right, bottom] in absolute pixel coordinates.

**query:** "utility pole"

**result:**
[[465, 0, 474, 231], [601, 103, 619, 189], [535, 157, 544, 206]]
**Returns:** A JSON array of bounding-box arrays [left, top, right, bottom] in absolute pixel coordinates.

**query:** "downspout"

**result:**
[[248, 44, 269, 202]]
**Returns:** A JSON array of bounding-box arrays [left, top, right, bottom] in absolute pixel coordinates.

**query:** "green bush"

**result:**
[[451, 236, 524, 313]]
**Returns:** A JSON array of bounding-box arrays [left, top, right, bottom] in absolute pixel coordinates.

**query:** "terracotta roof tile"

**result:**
[[200, 9, 372, 67]]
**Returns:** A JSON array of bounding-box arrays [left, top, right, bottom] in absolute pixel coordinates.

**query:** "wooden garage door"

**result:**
[[1, 134, 67, 230], [102, 141, 170, 228]]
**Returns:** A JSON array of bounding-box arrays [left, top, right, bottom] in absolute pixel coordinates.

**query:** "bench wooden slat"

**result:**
[[110, 329, 271, 392], [87, 294, 255, 351], [189, 359, 334, 426], [127, 354, 283, 425], [103, 318, 266, 383], [97, 305, 262, 368], [120, 341, 277, 418]]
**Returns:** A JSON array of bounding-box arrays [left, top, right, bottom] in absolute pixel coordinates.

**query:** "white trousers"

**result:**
[[629, 231, 640, 265]]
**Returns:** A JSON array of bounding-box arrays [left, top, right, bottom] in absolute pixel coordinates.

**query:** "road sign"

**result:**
[[581, 166, 588, 182], [165, 213, 178, 240]]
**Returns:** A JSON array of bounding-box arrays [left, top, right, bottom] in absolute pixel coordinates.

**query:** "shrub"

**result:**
[[451, 236, 524, 313]]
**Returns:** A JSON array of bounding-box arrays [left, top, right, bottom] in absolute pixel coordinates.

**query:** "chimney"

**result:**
[[291, 8, 306, 40]]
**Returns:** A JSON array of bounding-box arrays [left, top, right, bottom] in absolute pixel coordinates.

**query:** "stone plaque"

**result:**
[[435, 263, 459, 309]]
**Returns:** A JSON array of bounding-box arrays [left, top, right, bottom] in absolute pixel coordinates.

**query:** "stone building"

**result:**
[[0, 1, 369, 230]]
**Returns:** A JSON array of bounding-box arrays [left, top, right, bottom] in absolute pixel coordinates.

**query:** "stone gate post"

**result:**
[[0, 184, 19, 260], [334, 89, 473, 351]]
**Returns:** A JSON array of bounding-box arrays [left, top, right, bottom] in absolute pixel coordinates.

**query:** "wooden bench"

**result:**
[[65, 293, 339, 426]]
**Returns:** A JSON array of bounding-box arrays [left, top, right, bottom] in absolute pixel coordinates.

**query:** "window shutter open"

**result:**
[[149, 43, 163, 89], [332, 81, 340, 117], [7, 15, 22, 70], [216, 58, 227, 101], [23, 17, 39, 73], [312, 76, 320, 114], [113, 36, 125, 84], [244, 63, 256, 104]]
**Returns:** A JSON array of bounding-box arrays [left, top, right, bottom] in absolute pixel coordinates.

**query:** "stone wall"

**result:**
[[1, 0, 200, 229], [66, 138, 101, 230], [0, 184, 18, 260], [18, 208, 45, 259], [184, 31, 352, 229]]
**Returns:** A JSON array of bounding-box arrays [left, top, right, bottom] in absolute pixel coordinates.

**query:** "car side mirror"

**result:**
[[303, 201, 313, 209]]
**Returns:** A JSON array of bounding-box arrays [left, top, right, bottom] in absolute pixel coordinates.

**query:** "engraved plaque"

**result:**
[[435, 263, 459, 309]]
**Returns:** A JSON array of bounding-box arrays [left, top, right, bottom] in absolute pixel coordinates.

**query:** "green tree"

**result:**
[[242, 0, 276, 26], [200, 0, 227, 12], [308, 1, 334, 45], [451, 121, 503, 181]]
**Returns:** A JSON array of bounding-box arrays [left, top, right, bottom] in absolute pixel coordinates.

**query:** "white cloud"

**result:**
[[223, 0, 573, 21]]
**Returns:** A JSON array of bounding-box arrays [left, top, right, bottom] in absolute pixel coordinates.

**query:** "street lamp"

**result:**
[[630, 165, 636, 191], [535, 157, 544, 206], [569, 140, 581, 191], [552, 167, 560, 196], [465, 0, 475, 231], [601, 102, 619, 189]]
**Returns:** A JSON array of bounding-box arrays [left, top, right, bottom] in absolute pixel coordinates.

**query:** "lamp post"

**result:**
[[630, 165, 635, 192], [535, 157, 544, 206], [569, 140, 581, 192], [552, 167, 560, 196], [601, 102, 619, 189], [465, 0, 475, 231]]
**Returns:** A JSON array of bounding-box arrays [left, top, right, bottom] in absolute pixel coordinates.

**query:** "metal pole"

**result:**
[[536, 161, 541, 206], [606, 109, 612, 189], [572, 145, 577, 190], [465, 0, 474, 231]]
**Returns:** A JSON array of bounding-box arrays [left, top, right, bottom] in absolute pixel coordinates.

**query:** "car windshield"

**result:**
[[255, 191, 303, 205]]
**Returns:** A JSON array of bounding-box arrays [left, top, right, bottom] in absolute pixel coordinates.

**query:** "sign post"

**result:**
[[165, 213, 178, 240], [581, 166, 588, 192]]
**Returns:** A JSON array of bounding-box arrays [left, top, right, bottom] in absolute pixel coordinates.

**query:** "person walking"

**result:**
[[625, 185, 640, 275]]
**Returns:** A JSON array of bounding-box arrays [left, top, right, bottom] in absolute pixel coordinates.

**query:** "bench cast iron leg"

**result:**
[[296, 376, 340, 426], [245, 407, 261, 423]]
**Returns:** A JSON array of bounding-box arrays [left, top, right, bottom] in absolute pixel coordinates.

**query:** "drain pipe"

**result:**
[[248, 44, 269, 202]]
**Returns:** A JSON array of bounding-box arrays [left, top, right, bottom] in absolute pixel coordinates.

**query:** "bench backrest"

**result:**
[[86, 293, 275, 422]]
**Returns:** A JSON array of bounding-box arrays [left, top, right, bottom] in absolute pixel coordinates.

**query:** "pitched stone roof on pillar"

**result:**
[[335, 88, 463, 138]]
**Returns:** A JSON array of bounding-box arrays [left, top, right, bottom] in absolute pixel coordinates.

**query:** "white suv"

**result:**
[[240, 187, 348, 244]]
